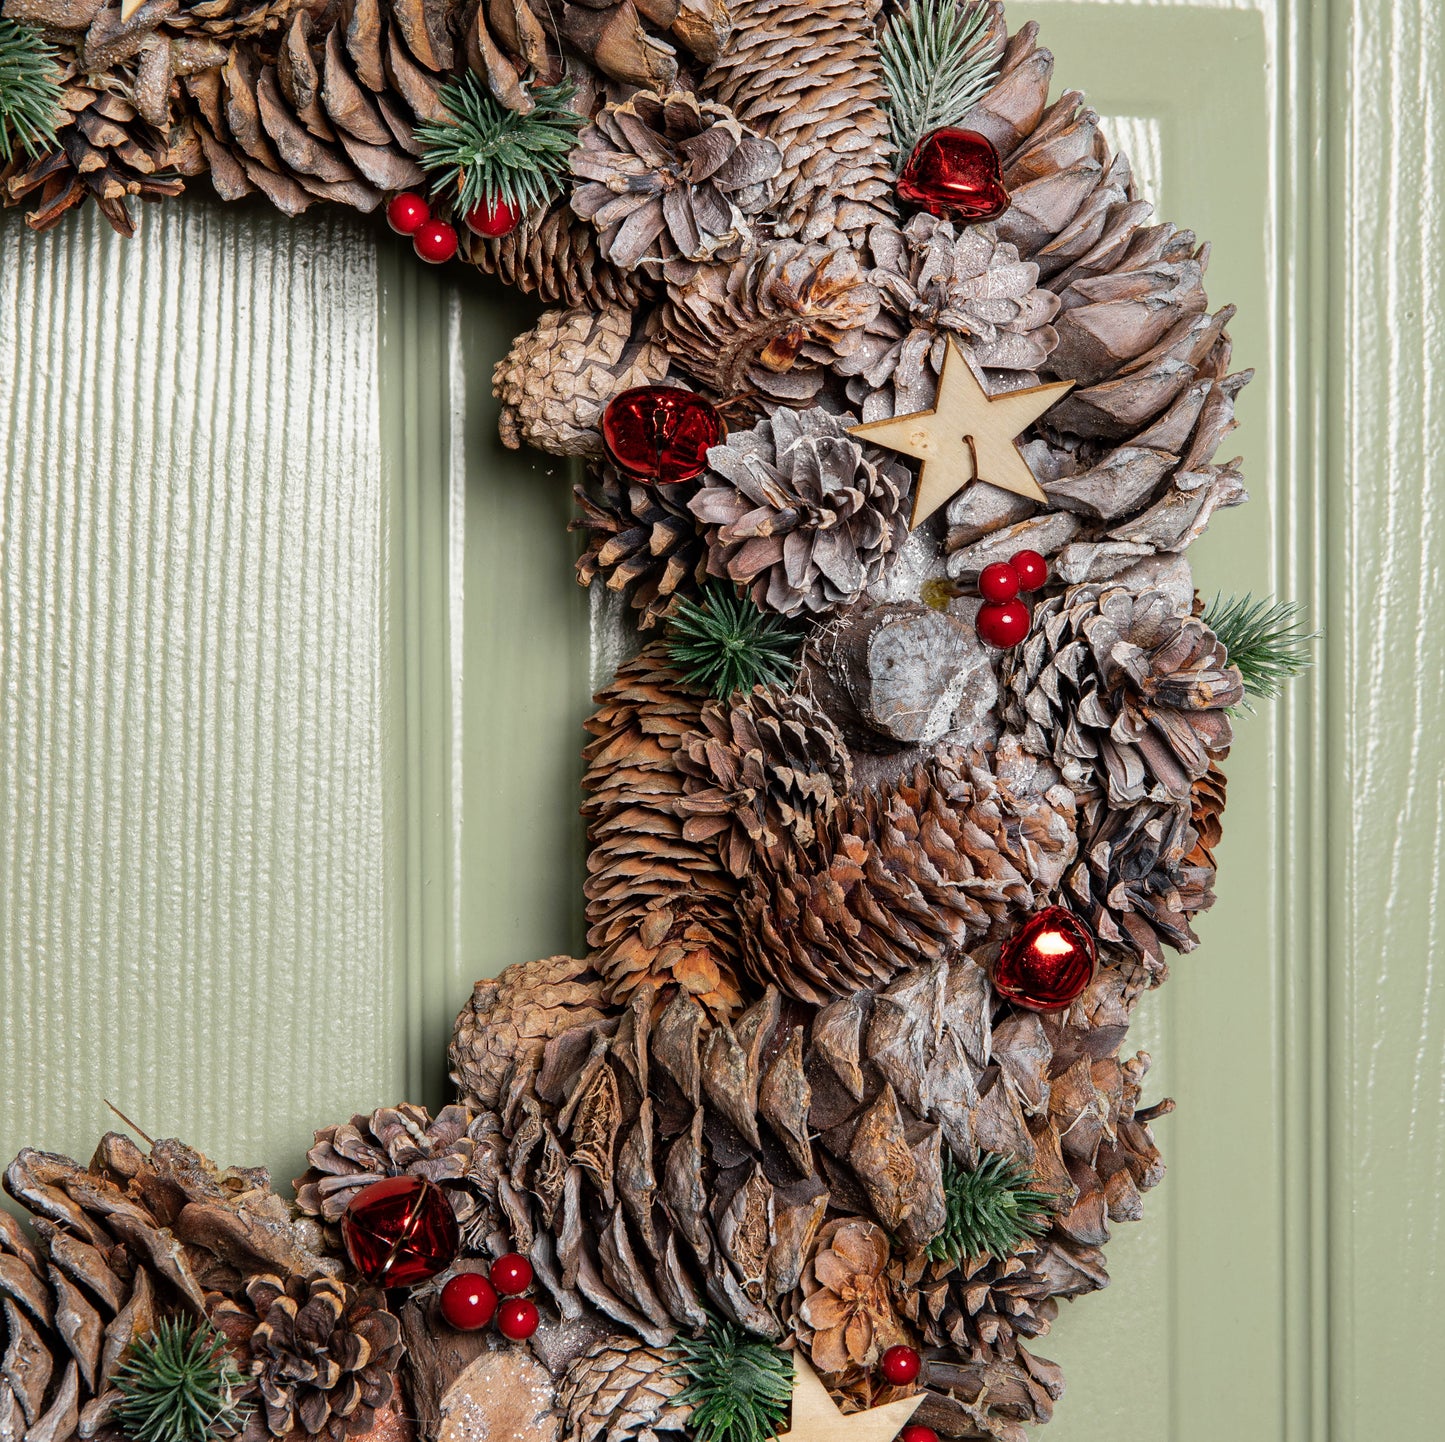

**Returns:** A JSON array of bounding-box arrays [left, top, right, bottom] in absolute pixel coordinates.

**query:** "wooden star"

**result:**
[[772, 1355, 924, 1442], [849, 338, 1074, 529]]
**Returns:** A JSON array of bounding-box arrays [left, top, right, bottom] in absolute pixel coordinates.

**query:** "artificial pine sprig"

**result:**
[[673, 1319, 794, 1442], [1204, 592, 1317, 705], [0, 18, 62, 164], [113, 1317, 253, 1442], [665, 584, 805, 699], [879, 0, 1002, 158], [416, 75, 583, 215], [926, 1152, 1055, 1264]]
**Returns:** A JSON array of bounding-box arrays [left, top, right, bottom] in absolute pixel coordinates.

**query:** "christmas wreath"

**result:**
[[0, 2, 1313, 1441]]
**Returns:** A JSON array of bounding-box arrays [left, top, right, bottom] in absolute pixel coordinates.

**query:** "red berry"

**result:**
[[439, 1272, 497, 1331], [496, 1298, 540, 1341], [490, 1253, 534, 1296], [975, 599, 1031, 649], [880, 1344, 922, 1386], [1011, 549, 1048, 592], [413, 219, 458, 264], [465, 196, 521, 238], [978, 561, 1020, 602], [902, 1428, 939, 1442], [387, 192, 430, 236]]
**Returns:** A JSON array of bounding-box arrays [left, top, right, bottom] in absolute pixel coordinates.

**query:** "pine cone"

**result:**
[[1003, 585, 1241, 807], [573, 468, 709, 629], [571, 91, 782, 273], [838, 216, 1061, 422], [1188, 756, 1227, 868], [686, 409, 909, 618], [660, 242, 880, 408], [450, 955, 611, 1111], [1065, 793, 1214, 978], [494, 305, 671, 457], [793, 1218, 911, 1394], [702, 0, 896, 247], [292, 1104, 497, 1250], [464, 203, 649, 310], [581, 647, 745, 1021], [890, 1247, 1057, 1358], [557, 1335, 693, 1442], [676, 683, 854, 878], [236, 1273, 403, 1442]]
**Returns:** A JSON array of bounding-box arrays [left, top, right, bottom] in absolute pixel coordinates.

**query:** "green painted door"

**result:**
[[2, 2, 1441, 1438]]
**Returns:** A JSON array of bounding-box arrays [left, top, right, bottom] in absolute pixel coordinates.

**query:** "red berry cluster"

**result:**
[[385, 191, 522, 267], [438, 1252, 539, 1341], [975, 549, 1048, 649]]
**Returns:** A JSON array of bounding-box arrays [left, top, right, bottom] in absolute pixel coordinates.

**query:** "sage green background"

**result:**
[[1, 0, 1440, 1437]]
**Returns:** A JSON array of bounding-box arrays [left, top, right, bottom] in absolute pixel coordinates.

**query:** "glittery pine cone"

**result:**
[[686, 409, 909, 618]]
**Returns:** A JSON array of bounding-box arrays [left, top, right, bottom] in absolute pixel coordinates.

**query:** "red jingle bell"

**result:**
[[993, 907, 1098, 1012], [879, 1345, 922, 1386], [496, 1297, 540, 1341], [975, 598, 1031, 648], [490, 1252, 533, 1297], [901, 1428, 940, 1442], [439, 1272, 498, 1331], [387, 192, 430, 236], [601, 387, 725, 485], [896, 128, 1010, 224], [1011, 549, 1048, 592], [465, 196, 521, 238], [341, 1175, 460, 1287]]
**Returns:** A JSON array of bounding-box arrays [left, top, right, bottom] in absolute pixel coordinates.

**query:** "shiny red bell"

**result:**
[[601, 387, 725, 485], [992, 908, 1097, 1011], [896, 128, 1010, 223], [341, 1175, 460, 1287]]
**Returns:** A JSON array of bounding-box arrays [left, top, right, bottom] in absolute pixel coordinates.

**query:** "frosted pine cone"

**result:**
[[839, 216, 1060, 421], [571, 91, 782, 273], [687, 409, 909, 618], [494, 305, 671, 456], [1003, 585, 1241, 807]]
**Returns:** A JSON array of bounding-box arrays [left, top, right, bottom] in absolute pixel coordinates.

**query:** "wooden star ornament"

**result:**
[[771, 1355, 924, 1442], [849, 338, 1073, 529]]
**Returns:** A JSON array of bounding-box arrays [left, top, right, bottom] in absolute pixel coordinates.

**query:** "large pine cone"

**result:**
[[661, 243, 880, 408], [686, 409, 909, 618], [233, 1273, 403, 1442], [450, 955, 611, 1111], [838, 215, 1062, 421], [494, 305, 671, 457], [581, 649, 745, 1021], [701, 0, 896, 247], [292, 1103, 496, 1249], [571, 91, 782, 273], [558, 1335, 693, 1442], [573, 468, 709, 629], [1003, 585, 1241, 807]]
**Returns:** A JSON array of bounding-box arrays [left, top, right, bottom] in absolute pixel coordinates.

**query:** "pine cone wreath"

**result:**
[[573, 468, 710, 629], [494, 304, 671, 457], [838, 215, 1062, 422], [226, 1273, 403, 1442], [660, 242, 880, 408], [450, 955, 611, 1110], [1002, 584, 1241, 807], [581, 647, 745, 1020], [571, 90, 782, 274], [558, 1335, 693, 1442], [686, 409, 909, 618]]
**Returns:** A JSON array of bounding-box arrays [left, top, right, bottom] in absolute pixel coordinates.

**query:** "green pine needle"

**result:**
[[880, 0, 1002, 158], [665, 585, 805, 700], [673, 1319, 794, 1442], [113, 1317, 253, 1442], [926, 1152, 1055, 1264], [416, 75, 582, 216], [1204, 592, 1317, 705], [0, 18, 62, 164]]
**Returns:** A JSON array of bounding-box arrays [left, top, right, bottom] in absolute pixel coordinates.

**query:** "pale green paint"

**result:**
[[2, 0, 1443, 1437]]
